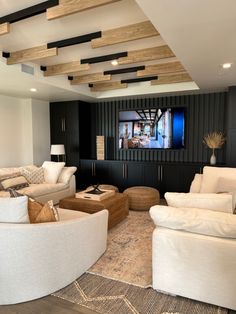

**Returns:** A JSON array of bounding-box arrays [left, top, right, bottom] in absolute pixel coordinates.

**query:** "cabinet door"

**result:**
[[162, 164, 201, 193], [50, 102, 66, 146], [79, 160, 94, 189], [142, 163, 161, 189], [65, 102, 80, 166]]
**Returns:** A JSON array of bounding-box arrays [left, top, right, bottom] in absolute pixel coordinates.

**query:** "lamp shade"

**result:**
[[50, 144, 65, 155]]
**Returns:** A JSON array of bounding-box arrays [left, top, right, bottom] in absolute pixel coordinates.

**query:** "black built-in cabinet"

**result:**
[[50, 91, 229, 193], [78, 159, 203, 195]]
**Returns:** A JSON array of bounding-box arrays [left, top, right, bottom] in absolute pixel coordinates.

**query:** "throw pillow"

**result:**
[[42, 161, 65, 184], [0, 196, 29, 223], [189, 173, 202, 193], [0, 173, 21, 191], [165, 192, 234, 214], [1, 176, 29, 191], [21, 167, 45, 184], [28, 199, 59, 223], [216, 177, 236, 210], [58, 166, 77, 184], [200, 166, 236, 193]]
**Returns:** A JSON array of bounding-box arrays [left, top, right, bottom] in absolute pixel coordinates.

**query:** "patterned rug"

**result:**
[[88, 210, 154, 287], [53, 273, 227, 314]]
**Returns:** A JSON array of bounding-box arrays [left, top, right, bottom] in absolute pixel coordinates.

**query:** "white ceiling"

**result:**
[[0, 0, 235, 101]]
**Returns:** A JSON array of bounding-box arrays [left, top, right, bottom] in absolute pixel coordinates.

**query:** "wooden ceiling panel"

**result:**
[[47, 0, 121, 20], [137, 61, 185, 76], [71, 72, 111, 84], [43, 61, 90, 76], [118, 45, 175, 65], [91, 21, 159, 48], [151, 73, 192, 85], [91, 81, 127, 91], [0, 22, 10, 35], [6, 45, 58, 65]]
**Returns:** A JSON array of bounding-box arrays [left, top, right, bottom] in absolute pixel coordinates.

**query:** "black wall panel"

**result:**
[[95, 92, 227, 163]]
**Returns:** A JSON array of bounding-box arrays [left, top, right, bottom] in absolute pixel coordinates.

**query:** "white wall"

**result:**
[[0, 95, 50, 167]]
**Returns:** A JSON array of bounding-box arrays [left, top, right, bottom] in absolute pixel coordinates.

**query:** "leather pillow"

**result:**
[[28, 199, 59, 223]]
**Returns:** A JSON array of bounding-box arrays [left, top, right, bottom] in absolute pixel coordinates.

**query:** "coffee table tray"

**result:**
[[75, 189, 115, 201]]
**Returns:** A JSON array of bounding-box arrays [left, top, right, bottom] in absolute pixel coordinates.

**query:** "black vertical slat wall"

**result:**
[[95, 92, 227, 163]]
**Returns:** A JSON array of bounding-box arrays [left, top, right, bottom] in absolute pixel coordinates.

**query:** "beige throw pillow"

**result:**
[[42, 161, 65, 184], [21, 167, 45, 184], [58, 167, 77, 184], [1, 176, 29, 190]]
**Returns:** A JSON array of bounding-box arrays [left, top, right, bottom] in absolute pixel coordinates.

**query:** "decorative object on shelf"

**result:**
[[203, 132, 225, 165], [96, 136, 105, 160], [50, 144, 65, 162]]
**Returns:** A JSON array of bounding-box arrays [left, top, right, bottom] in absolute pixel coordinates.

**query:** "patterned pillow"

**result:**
[[0, 173, 21, 190], [21, 167, 45, 184], [1, 176, 29, 190]]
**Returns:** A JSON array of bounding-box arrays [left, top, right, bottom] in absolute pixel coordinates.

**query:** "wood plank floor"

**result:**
[[0, 295, 98, 314]]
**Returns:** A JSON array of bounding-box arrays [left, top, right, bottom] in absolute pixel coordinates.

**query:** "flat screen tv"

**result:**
[[118, 108, 185, 149]]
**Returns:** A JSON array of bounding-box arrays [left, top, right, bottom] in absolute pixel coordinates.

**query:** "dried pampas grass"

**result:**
[[203, 132, 225, 149]]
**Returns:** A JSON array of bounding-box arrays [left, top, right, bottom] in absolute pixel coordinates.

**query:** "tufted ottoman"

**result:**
[[123, 186, 160, 211]]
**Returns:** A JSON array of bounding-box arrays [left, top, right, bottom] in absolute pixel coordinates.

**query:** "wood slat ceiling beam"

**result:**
[[118, 45, 175, 65], [137, 61, 185, 76], [71, 72, 111, 84], [151, 73, 192, 85], [47, 0, 121, 20], [46, 0, 120, 20], [90, 81, 127, 91], [6, 45, 58, 65], [43, 61, 90, 76], [91, 21, 159, 48], [0, 22, 9, 35]]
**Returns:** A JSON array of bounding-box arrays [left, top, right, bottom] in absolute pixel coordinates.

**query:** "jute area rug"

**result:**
[[53, 273, 227, 314], [53, 210, 228, 314]]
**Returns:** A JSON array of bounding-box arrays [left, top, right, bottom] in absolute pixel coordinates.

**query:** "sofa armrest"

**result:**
[[150, 205, 236, 238]]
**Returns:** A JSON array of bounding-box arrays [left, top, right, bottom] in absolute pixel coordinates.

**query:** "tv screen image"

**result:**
[[118, 108, 185, 149]]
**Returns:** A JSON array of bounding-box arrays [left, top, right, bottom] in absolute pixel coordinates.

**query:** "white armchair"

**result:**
[[150, 166, 236, 310], [0, 208, 108, 305]]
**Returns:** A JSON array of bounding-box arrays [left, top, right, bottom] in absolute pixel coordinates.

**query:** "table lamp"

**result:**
[[50, 144, 65, 162]]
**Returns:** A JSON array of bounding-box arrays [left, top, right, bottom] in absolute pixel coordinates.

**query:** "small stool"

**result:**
[[87, 184, 119, 192], [123, 186, 160, 211]]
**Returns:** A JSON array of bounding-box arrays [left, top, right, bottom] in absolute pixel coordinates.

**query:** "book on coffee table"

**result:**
[[75, 188, 115, 201]]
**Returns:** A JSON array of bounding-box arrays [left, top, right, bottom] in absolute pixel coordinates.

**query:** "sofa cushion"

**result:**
[[200, 166, 236, 193], [42, 161, 65, 184], [21, 183, 69, 198], [165, 192, 234, 214], [58, 167, 77, 184], [1, 176, 29, 191], [0, 196, 29, 223], [150, 205, 236, 238], [21, 167, 45, 184], [189, 173, 202, 193]]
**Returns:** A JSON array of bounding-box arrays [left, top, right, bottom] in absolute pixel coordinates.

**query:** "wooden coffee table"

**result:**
[[59, 193, 129, 229]]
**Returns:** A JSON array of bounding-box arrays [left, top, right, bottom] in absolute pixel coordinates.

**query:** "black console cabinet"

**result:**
[[79, 159, 202, 194]]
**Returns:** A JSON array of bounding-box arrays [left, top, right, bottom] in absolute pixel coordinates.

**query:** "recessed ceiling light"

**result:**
[[111, 59, 118, 66], [30, 88, 37, 92], [222, 63, 232, 69]]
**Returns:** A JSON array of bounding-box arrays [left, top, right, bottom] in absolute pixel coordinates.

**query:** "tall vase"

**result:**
[[210, 149, 216, 165]]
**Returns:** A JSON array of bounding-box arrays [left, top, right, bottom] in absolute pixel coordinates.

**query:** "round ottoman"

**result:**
[[123, 186, 160, 211], [87, 184, 119, 192]]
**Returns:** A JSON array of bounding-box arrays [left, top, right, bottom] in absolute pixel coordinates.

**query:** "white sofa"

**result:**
[[0, 208, 108, 305], [150, 166, 236, 310], [0, 165, 76, 204]]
